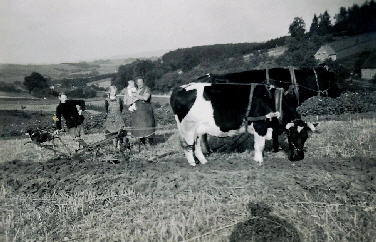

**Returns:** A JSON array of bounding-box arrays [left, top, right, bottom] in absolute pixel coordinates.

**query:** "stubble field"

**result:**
[[0, 96, 376, 242]]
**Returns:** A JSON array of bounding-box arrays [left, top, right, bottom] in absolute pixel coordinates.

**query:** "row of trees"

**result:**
[[22, 72, 99, 98], [289, 1, 376, 38]]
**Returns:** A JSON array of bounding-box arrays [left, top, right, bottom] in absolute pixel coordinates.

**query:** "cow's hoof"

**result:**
[[189, 162, 197, 166]]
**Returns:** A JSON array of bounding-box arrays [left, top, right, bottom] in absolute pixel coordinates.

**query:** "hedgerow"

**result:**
[[297, 91, 376, 116]]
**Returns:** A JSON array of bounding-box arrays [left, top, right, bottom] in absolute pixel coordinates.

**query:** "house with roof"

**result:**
[[361, 51, 376, 80], [314, 45, 337, 62]]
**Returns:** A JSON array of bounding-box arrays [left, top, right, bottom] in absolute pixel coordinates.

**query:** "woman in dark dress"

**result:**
[[130, 78, 156, 145]]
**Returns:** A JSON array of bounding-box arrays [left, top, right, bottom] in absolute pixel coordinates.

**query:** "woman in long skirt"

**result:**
[[103, 86, 126, 149], [130, 78, 156, 145]]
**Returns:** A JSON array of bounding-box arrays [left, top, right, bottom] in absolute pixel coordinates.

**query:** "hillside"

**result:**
[[331, 32, 376, 60]]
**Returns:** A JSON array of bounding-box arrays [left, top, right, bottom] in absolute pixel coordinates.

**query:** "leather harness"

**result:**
[[243, 84, 282, 130]]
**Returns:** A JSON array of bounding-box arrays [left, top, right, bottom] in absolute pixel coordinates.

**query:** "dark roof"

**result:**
[[362, 51, 376, 68]]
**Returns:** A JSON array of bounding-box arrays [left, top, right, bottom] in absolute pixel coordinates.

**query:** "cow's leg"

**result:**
[[254, 132, 266, 164], [177, 118, 197, 166], [270, 118, 280, 152], [180, 136, 196, 166], [194, 135, 208, 164], [272, 129, 280, 152], [200, 134, 213, 154]]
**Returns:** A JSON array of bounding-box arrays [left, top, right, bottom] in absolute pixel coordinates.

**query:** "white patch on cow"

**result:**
[[297, 126, 304, 133], [307, 122, 316, 132], [266, 128, 273, 140], [286, 122, 294, 130]]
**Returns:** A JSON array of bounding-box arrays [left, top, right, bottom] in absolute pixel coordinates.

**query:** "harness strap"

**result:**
[[243, 84, 256, 130], [243, 84, 281, 128], [247, 112, 280, 122], [266, 68, 270, 85], [289, 66, 300, 105], [245, 84, 256, 118], [274, 88, 284, 123]]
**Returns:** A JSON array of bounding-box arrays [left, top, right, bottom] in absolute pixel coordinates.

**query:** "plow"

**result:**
[[24, 125, 177, 163]]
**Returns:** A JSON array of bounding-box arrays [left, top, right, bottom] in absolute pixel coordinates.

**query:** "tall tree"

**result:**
[[23, 72, 49, 93], [318, 11, 332, 35], [309, 14, 320, 35], [347, 5, 362, 35], [133, 60, 155, 78], [289, 17, 306, 40], [334, 7, 348, 34]]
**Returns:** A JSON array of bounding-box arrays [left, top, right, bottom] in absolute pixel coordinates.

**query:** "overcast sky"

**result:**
[[0, 0, 368, 64]]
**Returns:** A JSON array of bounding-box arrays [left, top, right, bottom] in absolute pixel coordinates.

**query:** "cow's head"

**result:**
[[285, 120, 317, 161]]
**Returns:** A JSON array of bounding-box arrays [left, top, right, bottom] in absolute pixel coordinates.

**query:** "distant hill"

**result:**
[[0, 58, 140, 84], [108, 49, 171, 60]]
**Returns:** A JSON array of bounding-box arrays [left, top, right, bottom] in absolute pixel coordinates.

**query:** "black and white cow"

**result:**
[[170, 82, 316, 166]]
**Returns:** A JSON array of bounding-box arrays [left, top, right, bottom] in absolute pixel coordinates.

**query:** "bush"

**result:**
[[66, 88, 97, 98], [297, 91, 376, 116], [0, 81, 21, 93]]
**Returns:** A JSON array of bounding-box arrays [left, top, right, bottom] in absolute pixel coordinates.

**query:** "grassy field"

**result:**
[[1, 110, 375, 241]]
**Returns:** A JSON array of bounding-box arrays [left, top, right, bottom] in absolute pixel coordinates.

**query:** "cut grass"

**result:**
[[1, 114, 375, 241]]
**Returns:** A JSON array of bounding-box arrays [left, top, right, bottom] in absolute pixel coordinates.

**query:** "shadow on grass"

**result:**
[[229, 202, 301, 242]]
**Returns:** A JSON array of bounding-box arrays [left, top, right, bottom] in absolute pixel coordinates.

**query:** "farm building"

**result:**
[[361, 51, 376, 80], [314, 45, 336, 62]]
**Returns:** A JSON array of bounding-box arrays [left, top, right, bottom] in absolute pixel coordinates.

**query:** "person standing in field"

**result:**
[[103, 85, 126, 149], [54, 93, 86, 149], [130, 78, 156, 146]]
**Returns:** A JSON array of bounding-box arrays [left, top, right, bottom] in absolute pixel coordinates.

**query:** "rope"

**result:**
[[313, 69, 320, 97], [243, 84, 256, 129]]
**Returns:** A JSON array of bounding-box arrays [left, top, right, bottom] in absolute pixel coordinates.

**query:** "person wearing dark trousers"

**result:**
[[54, 93, 86, 150]]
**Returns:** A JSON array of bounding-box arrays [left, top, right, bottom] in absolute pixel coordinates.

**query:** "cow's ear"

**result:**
[[307, 122, 318, 132], [285, 122, 294, 130]]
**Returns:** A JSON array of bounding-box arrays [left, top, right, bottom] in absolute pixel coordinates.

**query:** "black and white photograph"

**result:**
[[1, 0, 375, 241]]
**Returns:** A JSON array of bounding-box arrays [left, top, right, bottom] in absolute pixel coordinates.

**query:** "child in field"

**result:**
[[127, 80, 138, 111]]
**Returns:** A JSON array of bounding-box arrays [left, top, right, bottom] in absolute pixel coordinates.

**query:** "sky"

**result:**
[[0, 0, 369, 64]]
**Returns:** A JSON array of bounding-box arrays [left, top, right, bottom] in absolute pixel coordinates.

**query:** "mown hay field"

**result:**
[[1, 108, 375, 241]]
